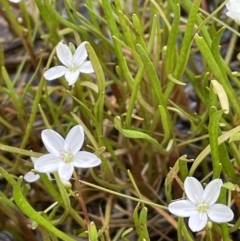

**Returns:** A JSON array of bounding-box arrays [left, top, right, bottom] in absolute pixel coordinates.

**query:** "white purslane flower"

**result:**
[[168, 177, 234, 232], [34, 125, 101, 183], [43, 42, 94, 86], [226, 0, 240, 24]]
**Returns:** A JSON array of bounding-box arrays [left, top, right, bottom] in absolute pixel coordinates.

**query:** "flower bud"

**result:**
[[64, 181, 72, 189]]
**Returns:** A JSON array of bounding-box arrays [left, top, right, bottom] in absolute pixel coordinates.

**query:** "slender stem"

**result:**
[[73, 170, 90, 225]]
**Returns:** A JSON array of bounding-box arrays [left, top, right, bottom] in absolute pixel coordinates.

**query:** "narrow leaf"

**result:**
[[114, 117, 168, 155], [13, 177, 76, 241], [211, 80, 229, 114]]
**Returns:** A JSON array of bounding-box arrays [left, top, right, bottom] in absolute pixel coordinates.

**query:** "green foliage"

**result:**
[[1, 0, 240, 240]]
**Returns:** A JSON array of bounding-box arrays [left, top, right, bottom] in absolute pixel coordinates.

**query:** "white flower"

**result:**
[[9, 0, 20, 2], [43, 42, 94, 86], [34, 125, 101, 183], [24, 157, 51, 183], [168, 177, 234, 232], [226, 0, 240, 24]]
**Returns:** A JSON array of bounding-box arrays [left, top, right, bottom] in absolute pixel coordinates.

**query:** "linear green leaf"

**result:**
[[114, 117, 168, 155], [208, 109, 224, 178], [13, 177, 76, 241], [139, 207, 150, 241], [189, 125, 240, 176], [194, 34, 240, 117]]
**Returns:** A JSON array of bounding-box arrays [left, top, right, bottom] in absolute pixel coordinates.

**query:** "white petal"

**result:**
[[43, 66, 67, 81], [168, 200, 196, 217], [73, 42, 88, 66], [188, 212, 208, 232], [56, 43, 73, 67], [65, 70, 80, 85], [64, 125, 84, 154], [34, 154, 59, 173], [24, 171, 40, 183], [42, 129, 64, 155], [9, 0, 21, 2], [226, 0, 240, 11], [73, 151, 101, 168], [184, 177, 203, 204], [207, 204, 234, 223], [30, 156, 37, 163], [58, 162, 74, 183], [226, 0, 240, 23], [226, 12, 240, 22], [202, 179, 222, 205], [79, 61, 94, 73]]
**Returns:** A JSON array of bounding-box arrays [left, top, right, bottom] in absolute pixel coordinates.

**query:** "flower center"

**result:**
[[69, 63, 79, 72], [197, 202, 208, 213], [60, 151, 74, 163]]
